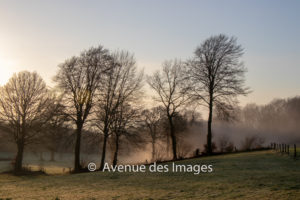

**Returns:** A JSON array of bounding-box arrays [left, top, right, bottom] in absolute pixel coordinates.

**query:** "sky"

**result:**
[[0, 0, 299, 106]]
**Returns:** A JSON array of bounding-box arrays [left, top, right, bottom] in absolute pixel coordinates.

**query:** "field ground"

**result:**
[[0, 150, 300, 200]]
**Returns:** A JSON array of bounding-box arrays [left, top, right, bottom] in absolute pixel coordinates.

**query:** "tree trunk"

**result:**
[[74, 123, 83, 172], [14, 141, 24, 173], [168, 116, 177, 160], [112, 134, 119, 167], [100, 129, 108, 170], [166, 131, 170, 158], [151, 140, 156, 162], [207, 93, 213, 154]]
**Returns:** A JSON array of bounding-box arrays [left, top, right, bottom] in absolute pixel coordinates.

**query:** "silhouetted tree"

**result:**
[[96, 50, 143, 169], [148, 60, 190, 160], [111, 103, 141, 166], [182, 109, 202, 126], [54, 46, 112, 172], [0, 71, 56, 173], [142, 106, 164, 162], [42, 103, 70, 161], [171, 113, 190, 159], [187, 34, 249, 154]]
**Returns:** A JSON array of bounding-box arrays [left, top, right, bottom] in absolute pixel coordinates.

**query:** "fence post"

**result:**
[[294, 144, 297, 159], [279, 144, 281, 152]]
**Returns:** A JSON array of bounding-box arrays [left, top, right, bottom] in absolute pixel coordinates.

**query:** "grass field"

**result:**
[[0, 150, 299, 200]]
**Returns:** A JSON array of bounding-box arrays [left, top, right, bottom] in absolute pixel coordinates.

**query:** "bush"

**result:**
[[218, 135, 235, 153], [203, 142, 217, 154], [241, 135, 265, 151], [225, 142, 234, 152]]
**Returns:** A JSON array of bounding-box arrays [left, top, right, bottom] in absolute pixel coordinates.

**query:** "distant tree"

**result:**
[[260, 99, 285, 129], [240, 103, 262, 129], [182, 109, 202, 126], [111, 103, 141, 167], [96, 50, 143, 169], [214, 102, 240, 123], [142, 106, 164, 162], [0, 71, 56, 173], [42, 103, 70, 161], [147, 60, 190, 160], [285, 97, 300, 121], [54, 46, 112, 172], [187, 34, 249, 154], [239, 97, 300, 144]]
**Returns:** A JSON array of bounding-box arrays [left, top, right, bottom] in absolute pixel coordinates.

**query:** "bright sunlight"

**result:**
[[0, 57, 15, 86]]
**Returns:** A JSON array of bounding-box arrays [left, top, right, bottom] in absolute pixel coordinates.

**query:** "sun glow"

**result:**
[[0, 57, 15, 86]]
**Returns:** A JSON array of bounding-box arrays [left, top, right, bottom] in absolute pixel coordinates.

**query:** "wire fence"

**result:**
[[270, 143, 299, 160]]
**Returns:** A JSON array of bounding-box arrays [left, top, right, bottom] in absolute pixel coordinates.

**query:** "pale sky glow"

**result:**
[[0, 0, 299, 106]]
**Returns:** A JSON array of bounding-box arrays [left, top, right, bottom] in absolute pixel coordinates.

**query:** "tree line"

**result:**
[[0, 34, 249, 173]]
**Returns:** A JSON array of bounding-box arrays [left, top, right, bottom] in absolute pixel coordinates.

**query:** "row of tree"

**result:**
[[0, 34, 249, 173]]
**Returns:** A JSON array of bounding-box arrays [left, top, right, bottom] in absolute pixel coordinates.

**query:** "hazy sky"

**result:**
[[0, 0, 299, 106]]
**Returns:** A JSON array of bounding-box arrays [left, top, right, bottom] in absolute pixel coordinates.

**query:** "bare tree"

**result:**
[[96, 50, 143, 169], [214, 102, 240, 123], [187, 34, 249, 154], [54, 46, 112, 172], [182, 109, 202, 126], [111, 103, 141, 167], [42, 103, 70, 161], [142, 106, 163, 162], [147, 60, 190, 160], [169, 113, 189, 159], [0, 71, 56, 173]]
